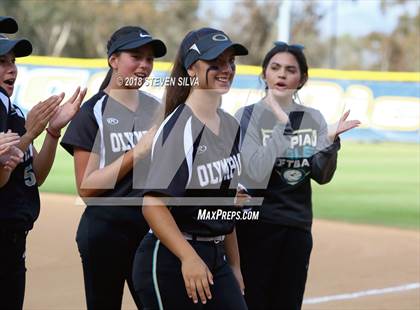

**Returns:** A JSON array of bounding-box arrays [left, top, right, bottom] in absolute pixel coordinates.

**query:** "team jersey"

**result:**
[[143, 103, 242, 237], [236, 100, 340, 231], [61, 90, 160, 222], [0, 87, 39, 231]]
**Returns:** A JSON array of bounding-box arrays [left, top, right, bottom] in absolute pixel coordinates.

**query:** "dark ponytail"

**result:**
[[164, 49, 191, 117], [99, 68, 112, 92]]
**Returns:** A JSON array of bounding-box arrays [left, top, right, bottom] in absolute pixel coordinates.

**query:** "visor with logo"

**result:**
[[0, 34, 32, 57], [183, 31, 248, 69], [107, 29, 166, 58], [0, 16, 18, 34]]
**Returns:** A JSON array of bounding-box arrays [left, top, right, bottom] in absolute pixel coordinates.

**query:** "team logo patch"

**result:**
[[139, 32, 151, 38], [212, 34, 228, 41], [107, 117, 119, 125], [197, 145, 207, 154], [189, 43, 201, 54], [281, 168, 306, 185]]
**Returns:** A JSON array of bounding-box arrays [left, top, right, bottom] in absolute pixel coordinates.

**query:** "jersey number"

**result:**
[[24, 165, 36, 187]]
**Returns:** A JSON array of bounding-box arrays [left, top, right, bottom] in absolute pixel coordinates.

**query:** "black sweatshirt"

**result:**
[[235, 100, 340, 231], [0, 87, 40, 231]]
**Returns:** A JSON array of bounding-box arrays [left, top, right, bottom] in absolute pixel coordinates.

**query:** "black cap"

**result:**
[[0, 34, 32, 57], [0, 16, 18, 34], [107, 27, 166, 58], [182, 28, 248, 69]]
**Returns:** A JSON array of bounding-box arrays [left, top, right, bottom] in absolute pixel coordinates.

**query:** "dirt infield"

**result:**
[[23, 193, 419, 309]]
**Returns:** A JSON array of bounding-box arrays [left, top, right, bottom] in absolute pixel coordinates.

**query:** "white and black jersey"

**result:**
[[143, 104, 242, 237], [236, 100, 340, 231], [0, 87, 39, 231], [61, 90, 160, 221]]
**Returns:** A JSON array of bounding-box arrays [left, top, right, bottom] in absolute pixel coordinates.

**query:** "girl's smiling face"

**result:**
[[110, 45, 154, 89], [188, 48, 236, 94]]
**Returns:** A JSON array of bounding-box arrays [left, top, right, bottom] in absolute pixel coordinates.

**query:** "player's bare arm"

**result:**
[[73, 125, 156, 198], [32, 88, 86, 185]]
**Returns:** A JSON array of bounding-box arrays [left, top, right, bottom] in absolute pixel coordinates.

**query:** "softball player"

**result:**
[[0, 15, 20, 166], [235, 42, 360, 310], [132, 27, 248, 310], [0, 28, 86, 309], [60, 26, 167, 309]]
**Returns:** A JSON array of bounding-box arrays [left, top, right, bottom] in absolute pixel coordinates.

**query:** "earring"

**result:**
[[116, 72, 124, 87], [293, 92, 303, 105]]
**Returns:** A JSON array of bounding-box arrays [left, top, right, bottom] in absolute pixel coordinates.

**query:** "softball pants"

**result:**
[[236, 221, 312, 310], [76, 207, 149, 310], [132, 233, 247, 310], [0, 229, 27, 310]]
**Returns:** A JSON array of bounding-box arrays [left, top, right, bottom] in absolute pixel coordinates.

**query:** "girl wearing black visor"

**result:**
[[61, 26, 166, 309], [132, 27, 248, 310]]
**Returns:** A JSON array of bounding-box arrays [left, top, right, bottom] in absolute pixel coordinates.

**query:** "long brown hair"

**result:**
[[163, 48, 191, 117]]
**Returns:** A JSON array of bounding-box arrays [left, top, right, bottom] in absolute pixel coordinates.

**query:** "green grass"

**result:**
[[35, 135, 420, 229], [34, 132, 77, 195], [312, 142, 419, 229]]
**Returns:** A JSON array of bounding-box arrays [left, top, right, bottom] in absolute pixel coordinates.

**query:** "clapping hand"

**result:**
[[25, 95, 63, 140], [0, 130, 20, 159], [48, 87, 87, 134], [1, 145, 23, 172], [0, 131, 23, 171]]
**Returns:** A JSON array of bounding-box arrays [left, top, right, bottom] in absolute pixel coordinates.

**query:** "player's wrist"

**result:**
[[21, 131, 36, 144], [133, 145, 146, 162], [46, 127, 61, 139], [22, 127, 36, 140], [179, 248, 200, 263]]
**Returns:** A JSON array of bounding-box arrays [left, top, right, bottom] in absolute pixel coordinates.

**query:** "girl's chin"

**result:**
[[214, 87, 230, 94], [201, 86, 230, 95], [1, 84, 14, 96], [268, 88, 294, 98]]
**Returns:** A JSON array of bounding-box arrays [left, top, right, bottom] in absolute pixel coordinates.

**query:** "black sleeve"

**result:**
[[0, 99, 8, 132], [311, 110, 341, 184], [143, 115, 190, 198], [60, 105, 100, 155]]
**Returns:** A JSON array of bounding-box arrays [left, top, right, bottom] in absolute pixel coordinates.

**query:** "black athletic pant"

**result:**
[[0, 229, 27, 310], [236, 221, 312, 310], [76, 208, 149, 310], [132, 233, 247, 310]]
